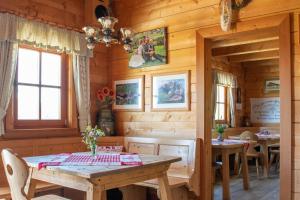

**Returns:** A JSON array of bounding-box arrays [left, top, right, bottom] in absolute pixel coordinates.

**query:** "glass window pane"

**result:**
[[215, 103, 225, 121], [217, 86, 225, 103], [18, 48, 40, 84], [41, 52, 61, 86], [215, 103, 220, 120], [17, 85, 39, 120], [41, 87, 61, 120]]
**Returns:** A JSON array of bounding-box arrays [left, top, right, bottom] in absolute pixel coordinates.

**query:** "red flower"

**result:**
[[109, 90, 114, 97], [102, 87, 110, 96], [97, 93, 104, 101], [97, 89, 102, 95]]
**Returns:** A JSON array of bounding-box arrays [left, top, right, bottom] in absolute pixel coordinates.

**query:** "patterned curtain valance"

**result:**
[[0, 13, 91, 57], [213, 70, 237, 88]]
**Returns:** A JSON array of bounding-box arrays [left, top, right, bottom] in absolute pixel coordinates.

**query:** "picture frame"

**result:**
[[264, 78, 280, 93], [113, 76, 144, 111], [152, 71, 190, 111], [128, 27, 167, 69]]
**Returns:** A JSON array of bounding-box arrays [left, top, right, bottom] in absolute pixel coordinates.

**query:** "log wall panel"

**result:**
[[0, 0, 85, 29], [110, 1, 300, 197], [244, 65, 279, 122]]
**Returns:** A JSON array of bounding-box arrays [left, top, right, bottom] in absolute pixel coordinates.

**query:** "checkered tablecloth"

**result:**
[[37, 153, 143, 170]]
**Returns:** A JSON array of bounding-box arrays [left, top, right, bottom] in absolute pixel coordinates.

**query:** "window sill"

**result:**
[[3, 128, 79, 139]]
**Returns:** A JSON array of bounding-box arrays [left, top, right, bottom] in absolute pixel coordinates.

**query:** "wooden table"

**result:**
[[212, 139, 249, 200], [24, 153, 181, 200], [228, 134, 280, 177]]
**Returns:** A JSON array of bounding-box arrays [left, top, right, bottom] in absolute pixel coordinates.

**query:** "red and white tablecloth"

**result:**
[[37, 153, 143, 170]]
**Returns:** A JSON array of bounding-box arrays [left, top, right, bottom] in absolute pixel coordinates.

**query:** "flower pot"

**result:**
[[96, 109, 115, 136]]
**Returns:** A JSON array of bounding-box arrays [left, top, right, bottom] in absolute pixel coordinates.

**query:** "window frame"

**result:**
[[215, 85, 228, 124], [13, 46, 68, 129], [4, 45, 79, 139]]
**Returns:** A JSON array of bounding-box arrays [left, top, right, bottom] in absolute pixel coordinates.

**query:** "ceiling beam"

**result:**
[[212, 30, 279, 48], [212, 40, 279, 57], [242, 59, 279, 67], [228, 50, 279, 63]]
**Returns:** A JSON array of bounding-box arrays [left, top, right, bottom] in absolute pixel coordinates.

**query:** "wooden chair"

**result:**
[[1, 149, 68, 200], [239, 131, 262, 178], [269, 144, 280, 172]]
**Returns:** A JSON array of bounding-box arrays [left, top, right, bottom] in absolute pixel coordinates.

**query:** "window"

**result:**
[[215, 85, 227, 123], [14, 47, 67, 128]]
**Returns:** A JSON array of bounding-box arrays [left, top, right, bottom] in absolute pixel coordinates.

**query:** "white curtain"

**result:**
[[0, 12, 90, 56], [215, 71, 237, 88], [72, 55, 91, 132], [212, 72, 218, 128], [0, 42, 18, 135], [0, 12, 91, 135], [228, 88, 236, 127], [213, 70, 237, 127]]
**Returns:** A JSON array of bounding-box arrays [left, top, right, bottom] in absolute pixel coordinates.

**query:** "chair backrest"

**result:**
[[1, 149, 29, 200], [239, 131, 259, 155], [240, 131, 258, 141]]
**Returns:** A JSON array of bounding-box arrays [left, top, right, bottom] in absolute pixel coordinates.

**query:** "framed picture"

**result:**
[[113, 77, 144, 111], [152, 71, 190, 111], [264, 78, 280, 93], [128, 27, 167, 69]]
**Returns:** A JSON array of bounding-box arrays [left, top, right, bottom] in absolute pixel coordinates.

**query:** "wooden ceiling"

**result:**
[[211, 29, 279, 66]]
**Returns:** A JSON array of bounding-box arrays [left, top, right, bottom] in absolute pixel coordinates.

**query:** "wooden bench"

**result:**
[[0, 181, 62, 200], [122, 137, 200, 199]]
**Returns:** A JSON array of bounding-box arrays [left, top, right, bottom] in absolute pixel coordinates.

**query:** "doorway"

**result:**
[[196, 14, 291, 200]]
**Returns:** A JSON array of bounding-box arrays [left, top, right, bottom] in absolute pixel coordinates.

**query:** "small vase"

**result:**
[[90, 144, 97, 157], [217, 133, 224, 142], [96, 109, 115, 136]]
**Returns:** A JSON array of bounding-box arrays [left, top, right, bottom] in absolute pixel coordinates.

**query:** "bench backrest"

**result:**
[[124, 137, 200, 196]]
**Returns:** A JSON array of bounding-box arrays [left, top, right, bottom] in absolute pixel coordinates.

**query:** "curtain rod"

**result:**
[[0, 9, 83, 33]]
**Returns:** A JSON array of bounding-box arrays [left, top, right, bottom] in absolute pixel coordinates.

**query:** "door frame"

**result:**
[[196, 14, 291, 200]]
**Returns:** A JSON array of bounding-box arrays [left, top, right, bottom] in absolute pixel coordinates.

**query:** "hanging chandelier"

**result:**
[[82, 1, 134, 52]]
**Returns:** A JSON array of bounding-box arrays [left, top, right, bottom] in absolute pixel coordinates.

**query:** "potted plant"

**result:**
[[82, 125, 105, 156], [96, 87, 115, 136], [215, 124, 226, 141]]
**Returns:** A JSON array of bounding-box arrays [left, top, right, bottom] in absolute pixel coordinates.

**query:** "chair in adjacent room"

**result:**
[[269, 144, 280, 173], [239, 131, 263, 178]]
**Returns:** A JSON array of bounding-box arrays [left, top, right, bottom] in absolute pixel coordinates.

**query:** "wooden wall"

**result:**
[[109, 0, 300, 198], [0, 0, 84, 30], [244, 63, 279, 126]]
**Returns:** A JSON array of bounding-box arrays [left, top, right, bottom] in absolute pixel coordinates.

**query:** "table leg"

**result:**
[[158, 173, 172, 200], [86, 186, 106, 200], [261, 141, 269, 178], [222, 150, 230, 200], [25, 168, 37, 198], [240, 150, 249, 190], [233, 153, 240, 176]]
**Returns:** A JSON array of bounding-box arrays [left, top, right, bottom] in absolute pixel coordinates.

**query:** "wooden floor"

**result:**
[[214, 165, 279, 200]]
